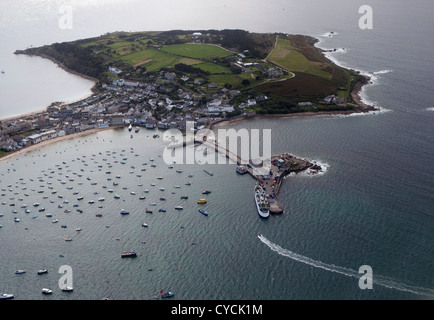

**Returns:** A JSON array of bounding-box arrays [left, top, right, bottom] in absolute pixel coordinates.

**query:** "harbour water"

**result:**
[[0, 0, 433, 300]]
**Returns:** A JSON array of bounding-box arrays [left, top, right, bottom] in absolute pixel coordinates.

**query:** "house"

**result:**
[[298, 102, 313, 107], [207, 82, 219, 90], [111, 115, 125, 126], [194, 78, 204, 85], [165, 72, 176, 81], [27, 133, 43, 144], [248, 99, 257, 106]]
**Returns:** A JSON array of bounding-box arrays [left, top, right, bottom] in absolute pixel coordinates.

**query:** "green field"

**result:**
[[195, 62, 231, 74], [208, 73, 254, 87], [161, 43, 232, 60], [267, 37, 332, 79], [120, 48, 202, 70]]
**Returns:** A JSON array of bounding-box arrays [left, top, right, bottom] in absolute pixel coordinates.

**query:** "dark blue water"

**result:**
[[0, 0, 433, 300]]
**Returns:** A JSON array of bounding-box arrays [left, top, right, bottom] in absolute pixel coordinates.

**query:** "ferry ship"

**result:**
[[254, 183, 270, 218]]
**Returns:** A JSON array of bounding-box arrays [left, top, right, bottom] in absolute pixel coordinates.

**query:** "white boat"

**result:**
[[42, 288, 53, 294], [61, 286, 73, 292], [0, 293, 14, 300], [37, 269, 48, 275], [254, 183, 270, 218]]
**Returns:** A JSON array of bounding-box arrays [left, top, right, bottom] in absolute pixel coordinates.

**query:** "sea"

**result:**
[[0, 0, 433, 300]]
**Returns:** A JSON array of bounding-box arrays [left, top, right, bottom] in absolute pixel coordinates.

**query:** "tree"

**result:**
[[241, 79, 251, 86]]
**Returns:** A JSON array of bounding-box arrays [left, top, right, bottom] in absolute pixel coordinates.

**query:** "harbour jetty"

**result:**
[[196, 137, 322, 214]]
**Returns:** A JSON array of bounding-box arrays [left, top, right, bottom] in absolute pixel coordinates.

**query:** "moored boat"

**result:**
[[121, 251, 137, 258], [197, 199, 207, 204], [42, 288, 53, 294], [160, 290, 174, 298], [61, 286, 73, 292], [236, 166, 248, 175], [37, 269, 48, 275], [198, 209, 208, 216], [202, 190, 211, 194], [0, 293, 14, 300]]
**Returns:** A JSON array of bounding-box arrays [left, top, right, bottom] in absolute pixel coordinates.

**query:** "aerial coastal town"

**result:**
[[1, 30, 367, 155], [0, 66, 256, 153]]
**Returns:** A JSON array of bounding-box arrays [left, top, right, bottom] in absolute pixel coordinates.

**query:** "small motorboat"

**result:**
[[202, 190, 211, 194], [180, 195, 188, 199], [0, 293, 14, 300], [61, 286, 73, 292], [37, 269, 48, 275], [42, 288, 53, 294], [160, 290, 174, 298], [199, 209, 209, 216], [15, 270, 26, 274], [121, 251, 137, 258], [120, 209, 129, 215], [175, 206, 183, 210], [197, 199, 207, 204], [142, 223, 148, 228]]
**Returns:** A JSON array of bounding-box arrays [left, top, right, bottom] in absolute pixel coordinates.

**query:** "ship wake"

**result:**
[[258, 234, 434, 297]]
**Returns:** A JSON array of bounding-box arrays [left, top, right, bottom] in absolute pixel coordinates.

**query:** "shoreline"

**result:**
[[15, 51, 100, 85], [0, 127, 113, 163], [2, 32, 379, 162]]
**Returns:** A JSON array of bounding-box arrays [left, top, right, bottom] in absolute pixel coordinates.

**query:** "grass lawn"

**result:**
[[195, 62, 231, 74], [268, 37, 332, 79], [208, 73, 257, 88], [161, 43, 232, 60], [121, 49, 201, 70]]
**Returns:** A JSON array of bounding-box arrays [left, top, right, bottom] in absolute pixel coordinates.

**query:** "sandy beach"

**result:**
[[0, 127, 113, 163]]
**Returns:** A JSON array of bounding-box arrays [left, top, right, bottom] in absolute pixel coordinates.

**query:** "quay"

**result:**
[[196, 136, 322, 214]]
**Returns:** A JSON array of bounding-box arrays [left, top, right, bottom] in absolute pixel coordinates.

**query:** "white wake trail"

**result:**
[[258, 234, 434, 297]]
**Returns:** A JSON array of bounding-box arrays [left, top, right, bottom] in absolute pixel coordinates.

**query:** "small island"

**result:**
[[2, 29, 375, 159]]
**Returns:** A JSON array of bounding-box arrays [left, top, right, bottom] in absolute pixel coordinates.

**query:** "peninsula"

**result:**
[[2, 29, 375, 159]]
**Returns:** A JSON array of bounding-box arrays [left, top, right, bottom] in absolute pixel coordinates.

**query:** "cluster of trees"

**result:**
[[174, 63, 209, 75], [26, 42, 106, 79]]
